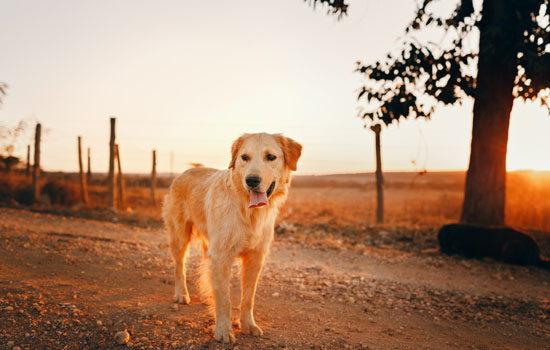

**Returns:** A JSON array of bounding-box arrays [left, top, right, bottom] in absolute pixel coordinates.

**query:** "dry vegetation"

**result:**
[[1, 170, 549, 249], [276, 171, 550, 257], [285, 170, 550, 230]]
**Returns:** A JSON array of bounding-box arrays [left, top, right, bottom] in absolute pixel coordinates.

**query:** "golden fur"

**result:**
[[162, 133, 302, 343]]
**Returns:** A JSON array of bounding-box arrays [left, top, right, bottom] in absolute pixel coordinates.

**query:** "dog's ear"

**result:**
[[278, 135, 302, 171], [229, 135, 245, 169]]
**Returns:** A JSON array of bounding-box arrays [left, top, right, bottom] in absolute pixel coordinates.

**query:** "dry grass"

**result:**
[[277, 171, 550, 254], [1, 170, 549, 235], [282, 171, 550, 232]]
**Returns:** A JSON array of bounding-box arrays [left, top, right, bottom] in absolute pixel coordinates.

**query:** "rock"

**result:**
[[115, 330, 130, 345], [7, 341, 14, 347]]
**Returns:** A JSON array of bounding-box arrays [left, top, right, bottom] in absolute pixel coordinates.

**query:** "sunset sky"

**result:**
[[1, 0, 549, 174]]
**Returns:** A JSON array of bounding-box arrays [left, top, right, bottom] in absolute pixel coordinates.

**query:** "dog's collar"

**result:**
[[266, 181, 275, 197]]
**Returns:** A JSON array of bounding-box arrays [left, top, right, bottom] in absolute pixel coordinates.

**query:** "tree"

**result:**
[[314, 0, 550, 226], [0, 120, 30, 172], [306, 0, 348, 18]]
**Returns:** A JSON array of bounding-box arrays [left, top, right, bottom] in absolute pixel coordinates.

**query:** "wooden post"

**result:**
[[86, 147, 92, 185], [32, 123, 41, 203], [151, 150, 157, 206], [108, 117, 116, 209], [26, 145, 30, 176], [77, 136, 89, 204], [370, 124, 384, 224], [115, 144, 125, 208]]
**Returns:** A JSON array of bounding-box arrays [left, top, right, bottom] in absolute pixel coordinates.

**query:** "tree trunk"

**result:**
[[460, 0, 522, 226]]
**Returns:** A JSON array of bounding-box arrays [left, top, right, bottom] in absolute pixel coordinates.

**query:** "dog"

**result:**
[[162, 132, 302, 343], [438, 223, 548, 267]]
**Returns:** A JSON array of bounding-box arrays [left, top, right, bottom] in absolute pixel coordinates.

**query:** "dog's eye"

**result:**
[[241, 154, 250, 161], [266, 154, 276, 161]]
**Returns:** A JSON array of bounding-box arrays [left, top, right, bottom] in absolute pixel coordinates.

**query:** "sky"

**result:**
[[1, 0, 549, 174]]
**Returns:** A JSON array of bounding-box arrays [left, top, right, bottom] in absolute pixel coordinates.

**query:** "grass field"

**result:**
[[285, 171, 550, 232], [2, 169, 549, 236], [2, 170, 549, 232]]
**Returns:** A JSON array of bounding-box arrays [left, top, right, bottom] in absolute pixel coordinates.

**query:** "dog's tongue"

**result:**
[[248, 190, 268, 208]]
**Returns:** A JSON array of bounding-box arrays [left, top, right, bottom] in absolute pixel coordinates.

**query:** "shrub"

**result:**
[[41, 180, 80, 206], [0, 172, 32, 205]]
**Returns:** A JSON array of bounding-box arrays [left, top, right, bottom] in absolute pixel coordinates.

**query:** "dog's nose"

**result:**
[[245, 176, 261, 188]]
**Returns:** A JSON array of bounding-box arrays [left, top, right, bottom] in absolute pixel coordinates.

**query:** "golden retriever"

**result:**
[[162, 132, 302, 343]]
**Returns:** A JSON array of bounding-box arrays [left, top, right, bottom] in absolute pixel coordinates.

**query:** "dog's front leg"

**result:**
[[240, 251, 265, 336], [210, 255, 236, 343]]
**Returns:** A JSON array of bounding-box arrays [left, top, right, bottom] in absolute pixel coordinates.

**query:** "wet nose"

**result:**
[[245, 176, 261, 188]]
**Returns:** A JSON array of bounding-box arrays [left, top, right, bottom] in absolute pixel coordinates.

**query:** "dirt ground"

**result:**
[[0, 208, 549, 350]]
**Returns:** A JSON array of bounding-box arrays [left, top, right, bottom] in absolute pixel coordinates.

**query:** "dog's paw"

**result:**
[[173, 292, 191, 305], [214, 326, 236, 344], [241, 320, 263, 336]]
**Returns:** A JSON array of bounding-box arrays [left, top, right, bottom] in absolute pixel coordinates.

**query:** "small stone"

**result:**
[[115, 330, 130, 345], [13, 347, 21, 350], [96, 320, 103, 326], [5, 306, 13, 311], [7, 341, 14, 347], [272, 292, 280, 297]]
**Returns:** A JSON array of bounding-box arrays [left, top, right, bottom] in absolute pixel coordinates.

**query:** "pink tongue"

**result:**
[[248, 190, 268, 208]]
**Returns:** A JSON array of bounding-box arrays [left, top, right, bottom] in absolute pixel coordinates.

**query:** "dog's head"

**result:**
[[229, 133, 302, 208]]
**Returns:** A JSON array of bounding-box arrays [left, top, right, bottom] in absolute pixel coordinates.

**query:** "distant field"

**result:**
[[286, 171, 550, 232], [1, 170, 549, 233], [120, 170, 550, 233]]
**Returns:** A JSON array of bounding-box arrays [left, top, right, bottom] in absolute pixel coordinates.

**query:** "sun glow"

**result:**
[[506, 101, 550, 171]]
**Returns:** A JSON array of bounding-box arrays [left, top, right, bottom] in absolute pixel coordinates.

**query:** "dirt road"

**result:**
[[0, 208, 549, 350]]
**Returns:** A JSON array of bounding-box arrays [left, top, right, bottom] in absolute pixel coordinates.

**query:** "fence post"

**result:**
[[87, 147, 92, 185], [26, 145, 31, 177], [115, 144, 125, 208], [32, 123, 41, 203], [370, 124, 384, 224], [151, 150, 157, 206], [77, 136, 89, 204], [108, 117, 116, 209]]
